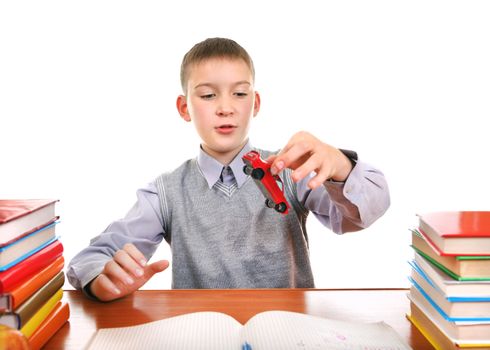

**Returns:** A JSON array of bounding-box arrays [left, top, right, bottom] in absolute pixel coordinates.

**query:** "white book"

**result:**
[[0, 199, 57, 246], [408, 287, 490, 343], [0, 223, 57, 271], [410, 264, 490, 318], [413, 253, 490, 298], [86, 310, 412, 350]]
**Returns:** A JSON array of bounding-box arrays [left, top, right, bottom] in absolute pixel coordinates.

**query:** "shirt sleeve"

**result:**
[[298, 160, 390, 234], [66, 182, 165, 290]]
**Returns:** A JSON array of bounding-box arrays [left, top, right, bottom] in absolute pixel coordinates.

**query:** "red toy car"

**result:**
[[242, 151, 290, 215]]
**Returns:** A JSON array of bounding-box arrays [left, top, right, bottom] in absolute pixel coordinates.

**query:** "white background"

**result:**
[[1, 1, 489, 290]]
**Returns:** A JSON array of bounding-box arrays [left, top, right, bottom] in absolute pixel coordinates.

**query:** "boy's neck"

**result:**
[[201, 142, 248, 166]]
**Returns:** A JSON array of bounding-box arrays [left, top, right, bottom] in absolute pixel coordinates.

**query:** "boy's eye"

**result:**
[[234, 92, 248, 97], [200, 94, 215, 100]]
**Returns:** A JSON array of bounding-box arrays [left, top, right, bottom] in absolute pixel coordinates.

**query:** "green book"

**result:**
[[410, 229, 490, 281]]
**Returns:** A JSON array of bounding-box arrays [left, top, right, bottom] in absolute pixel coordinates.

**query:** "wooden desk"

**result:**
[[45, 288, 432, 349]]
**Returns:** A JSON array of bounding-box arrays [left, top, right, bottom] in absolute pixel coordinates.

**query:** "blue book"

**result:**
[[410, 252, 490, 301], [0, 222, 58, 271], [409, 269, 490, 322]]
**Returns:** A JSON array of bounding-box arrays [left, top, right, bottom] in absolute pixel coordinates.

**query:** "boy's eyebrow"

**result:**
[[193, 81, 252, 89]]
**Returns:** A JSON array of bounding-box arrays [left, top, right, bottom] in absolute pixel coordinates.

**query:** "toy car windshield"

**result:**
[[242, 151, 290, 215]]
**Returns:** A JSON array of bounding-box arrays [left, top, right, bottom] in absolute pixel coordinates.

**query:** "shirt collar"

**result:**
[[197, 141, 253, 189]]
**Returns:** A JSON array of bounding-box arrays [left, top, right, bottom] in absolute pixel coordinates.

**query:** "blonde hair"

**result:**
[[180, 37, 255, 93]]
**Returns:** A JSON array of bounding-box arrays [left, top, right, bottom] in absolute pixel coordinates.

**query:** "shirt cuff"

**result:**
[[82, 277, 101, 301], [323, 163, 365, 227]]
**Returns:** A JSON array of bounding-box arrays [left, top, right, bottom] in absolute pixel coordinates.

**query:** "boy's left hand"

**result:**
[[268, 131, 353, 189]]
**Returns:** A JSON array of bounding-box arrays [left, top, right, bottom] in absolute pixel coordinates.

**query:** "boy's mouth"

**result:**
[[216, 124, 237, 134]]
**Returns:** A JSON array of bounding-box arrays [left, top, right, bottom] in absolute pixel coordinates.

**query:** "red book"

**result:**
[[8, 256, 64, 310], [418, 211, 490, 256], [28, 301, 70, 350], [0, 199, 58, 246], [0, 239, 63, 293]]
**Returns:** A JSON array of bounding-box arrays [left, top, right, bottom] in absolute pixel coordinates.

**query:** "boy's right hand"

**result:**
[[89, 243, 169, 302]]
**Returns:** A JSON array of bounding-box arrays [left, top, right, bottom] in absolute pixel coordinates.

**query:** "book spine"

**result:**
[[0, 217, 58, 248], [20, 288, 63, 338], [28, 302, 70, 350], [406, 310, 447, 350], [16, 271, 65, 327], [0, 312, 20, 328], [0, 293, 11, 313], [0, 199, 57, 224], [0, 239, 63, 293], [0, 228, 56, 271], [10, 256, 64, 310], [0, 222, 57, 253]]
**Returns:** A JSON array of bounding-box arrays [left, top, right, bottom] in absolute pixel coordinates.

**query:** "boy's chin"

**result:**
[[204, 141, 246, 159]]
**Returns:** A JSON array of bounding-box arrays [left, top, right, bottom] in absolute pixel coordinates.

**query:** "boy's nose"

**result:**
[[216, 98, 234, 116]]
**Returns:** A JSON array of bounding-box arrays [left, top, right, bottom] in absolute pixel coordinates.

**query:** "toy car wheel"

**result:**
[[275, 202, 287, 213], [265, 199, 275, 208], [243, 165, 253, 175], [251, 168, 265, 180]]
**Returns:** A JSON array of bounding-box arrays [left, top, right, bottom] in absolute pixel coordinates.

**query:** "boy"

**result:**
[[67, 38, 390, 301]]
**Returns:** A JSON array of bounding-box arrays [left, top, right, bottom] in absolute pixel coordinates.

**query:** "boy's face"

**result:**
[[177, 57, 260, 164]]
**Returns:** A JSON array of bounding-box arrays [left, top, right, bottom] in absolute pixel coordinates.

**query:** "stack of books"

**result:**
[[407, 211, 490, 350], [0, 199, 69, 349]]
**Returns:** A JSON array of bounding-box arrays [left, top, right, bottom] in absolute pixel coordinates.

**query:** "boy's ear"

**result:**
[[176, 95, 191, 122], [253, 91, 261, 117]]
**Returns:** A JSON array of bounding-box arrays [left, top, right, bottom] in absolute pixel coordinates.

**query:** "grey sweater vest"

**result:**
[[155, 150, 314, 289]]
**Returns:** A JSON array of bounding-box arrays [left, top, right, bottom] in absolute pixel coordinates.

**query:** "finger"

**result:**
[[113, 249, 145, 280], [270, 158, 286, 175], [145, 260, 170, 278], [130, 260, 170, 289], [307, 162, 333, 189], [269, 135, 297, 169], [110, 259, 169, 292], [270, 132, 308, 174], [103, 259, 137, 287], [291, 153, 324, 183], [272, 142, 313, 175], [92, 273, 122, 301], [275, 135, 296, 157], [265, 154, 277, 163], [267, 135, 298, 167], [123, 243, 147, 267], [275, 130, 315, 159]]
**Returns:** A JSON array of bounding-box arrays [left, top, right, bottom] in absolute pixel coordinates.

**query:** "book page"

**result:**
[[241, 311, 412, 350], [86, 312, 242, 350]]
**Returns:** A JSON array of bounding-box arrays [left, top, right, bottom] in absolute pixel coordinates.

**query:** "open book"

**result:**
[[86, 310, 412, 350]]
